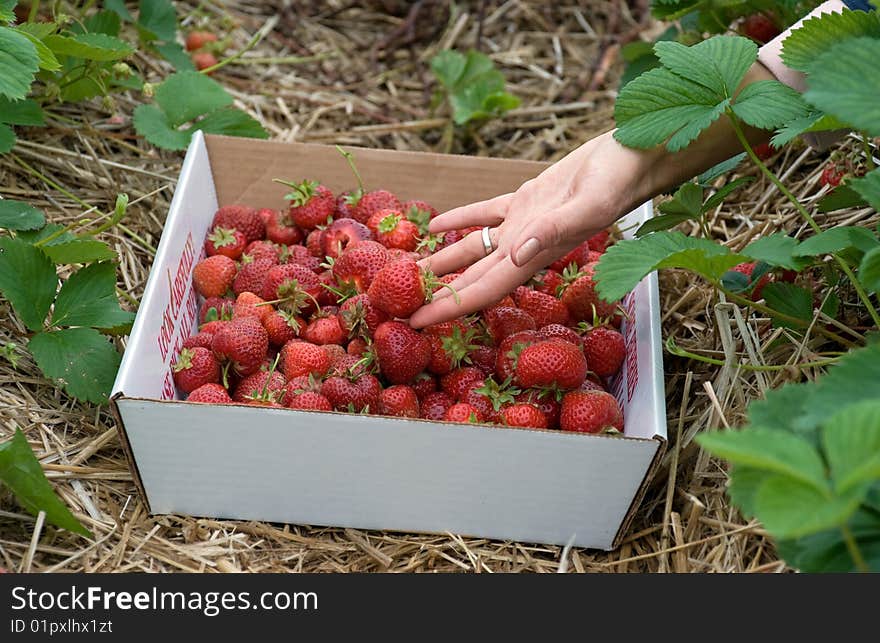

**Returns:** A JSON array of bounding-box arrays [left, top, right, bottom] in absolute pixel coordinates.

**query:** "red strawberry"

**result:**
[[321, 374, 381, 412], [285, 244, 322, 272], [369, 210, 420, 251], [302, 314, 345, 345], [495, 329, 541, 381], [461, 377, 517, 421], [753, 142, 775, 161], [373, 321, 431, 384], [327, 353, 374, 379], [424, 322, 477, 375], [742, 13, 780, 44], [332, 240, 390, 294], [192, 255, 237, 298], [469, 345, 497, 376], [233, 370, 287, 404], [515, 389, 561, 428], [173, 347, 220, 393], [537, 323, 582, 347], [411, 372, 438, 399], [264, 310, 303, 346], [199, 296, 233, 323], [339, 293, 389, 339], [321, 218, 372, 259], [352, 189, 402, 224], [501, 404, 548, 429], [532, 269, 564, 297], [183, 330, 215, 350], [264, 208, 304, 246], [444, 403, 483, 424], [560, 263, 618, 322], [513, 287, 570, 327], [820, 164, 844, 188], [306, 229, 324, 257], [199, 320, 227, 335], [335, 191, 357, 218], [187, 383, 232, 404], [732, 261, 772, 300], [440, 366, 484, 400], [386, 248, 421, 263], [403, 199, 438, 235], [579, 379, 607, 393], [515, 339, 587, 390], [483, 306, 536, 343], [560, 390, 624, 433], [278, 180, 335, 230], [379, 385, 420, 418], [582, 326, 625, 377], [192, 51, 218, 72], [243, 240, 282, 264], [548, 241, 600, 272], [347, 337, 369, 356], [282, 374, 321, 404], [587, 230, 611, 253], [211, 317, 269, 377], [185, 30, 218, 51], [261, 263, 321, 311], [367, 259, 439, 319], [205, 226, 247, 260], [280, 340, 330, 379], [212, 205, 265, 242], [420, 391, 454, 420], [233, 291, 273, 325], [321, 342, 346, 364], [233, 258, 275, 297], [286, 390, 333, 412], [316, 270, 338, 307]]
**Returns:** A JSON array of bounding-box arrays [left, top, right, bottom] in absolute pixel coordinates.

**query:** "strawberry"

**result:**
[[212, 205, 265, 243], [316, 270, 338, 307], [469, 345, 498, 376], [185, 30, 218, 51], [440, 366, 484, 400], [199, 296, 233, 323], [513, 287, 570, 327], [183, 330, 215, 350], [732, 261, 772, 301], [173, 347, 220, 393], [205, 226, 247, 260], [278, 180, 335, 230], [286, 390, 333, 412], [243, 240, 282, 264], [192, 255, 237, 298], [327, 353, 374, 379], [285, 244, 322, 272], [531, 269, 564, 297], [233, 370, 287, 404], [367, 259, 443, 319], [411, 372, 437, 399], [515, 339, 587, 390], [347, 337, 369, 356], [321, 374, 381, 412], [211, 316, 268, 377], [335, 191, 357, 218], [306, 229, 324, 257], [483, 306, 536, 343], [579, 379, 606, 393], [386, 248, 421, 263], [264, 208, 304, 246], [444, 403, 483, 424], [548, 241, 601, 272], [302, 313, 345, 345], [233, 291, 273, 325], [199, 320, 227, 335], [321, 343, 346, 365], [192, 51, 218, 72], [420, 391, 454, 420], [333, 240, 390, 294], [187, 383, 233, 404], [424, 322, 477, 375], [339, 293, 389, 339], [741, 13, 780, 44], [560, 390, 623, 433], [321, 218, 372, 259], [461, 377, 518, 421], [495, 329, 540, 381], [501, 404, 548, 429], [537, 323, 582, 347], [582, 326, 625, 377], [379, 385, 420, 418], [403, 199, 438, 235], [753, 142, 775, 161], [282, 373, 320, 403], [587, 230, 611, 253], [560, 263, 618, 322], [264, 310, 303, 346], [368, 209, 420, 251], [373, 320, 431, 384], [233, 258, 275, 297], [261, 263, 321, 311], [280, 340, 330, 379], [515, 388, 561, 428], [352, 189, 402, 224], [820, 163, 844, 188]]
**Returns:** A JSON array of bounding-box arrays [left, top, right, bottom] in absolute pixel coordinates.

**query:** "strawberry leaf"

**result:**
[[754, 475, 863, 540], [0, 121, 12, 152], [0, 96, 45, 126], [154, 41, 195, 71], [730, 80, 809, 131], [0, 199, 45, 231], [858, 246, 880, 293], [0, 25, 39, 100], [0, 237, 57, 330], [28, 328, 121, 403], [41, 238, 117, 264], [761, 283, 813, 329], [654, 37, 756, 97], [137, 0, 177, 42], [823, 400, 880, 495], [0, 428, 91, 537], [777, 507, 880, 573], [43, 33, 134, 61], [742, 233, 809, 271], [817, 184, 867, 213], [104, 0, 134, 22], [794, 226, 880, 257], [153, 71, 231, 127], [848, 168, 880, 212], [51, 261, 134, 330], [430, 50, 519, 126], [781, 8, 880, 73], [634, 213, 696, 237], [658, 182, 703, 218], [194, 107, 269, 140], [0, 1, 15, 24]]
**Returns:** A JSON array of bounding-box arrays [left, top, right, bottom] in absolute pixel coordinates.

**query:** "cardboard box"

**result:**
[[111, 132, 667, 550]]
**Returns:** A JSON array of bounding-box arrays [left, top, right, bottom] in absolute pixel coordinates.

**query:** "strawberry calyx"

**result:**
[[416, 232, 445, 254], [440, 326, 479, 369], [274, 178, 318, 207], [172, 348, 195, 372], [406, 205, 432, 235], [378, 213, 402, 234], [474, 376, 520, 412], [421, 267, 459, 305], [208, 226, 238, 249]]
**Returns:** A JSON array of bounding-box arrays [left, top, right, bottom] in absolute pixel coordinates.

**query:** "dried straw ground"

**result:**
[[1, 1, 875, 573]]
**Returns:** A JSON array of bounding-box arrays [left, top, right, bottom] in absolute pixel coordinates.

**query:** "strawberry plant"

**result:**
[[595, 7, 880, 570]]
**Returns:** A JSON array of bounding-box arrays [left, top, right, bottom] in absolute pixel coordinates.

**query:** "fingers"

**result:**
[[509, 203, 585, 267], [431, 251, 503, 302], [428, 193, 511, 233], [420, 229, 492, 277]]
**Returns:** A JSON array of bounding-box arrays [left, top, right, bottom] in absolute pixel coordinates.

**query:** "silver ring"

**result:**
[[480, 226, 494, 257]]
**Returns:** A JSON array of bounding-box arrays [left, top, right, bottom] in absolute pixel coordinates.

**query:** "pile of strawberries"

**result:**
[[174, 178, 628, 434]]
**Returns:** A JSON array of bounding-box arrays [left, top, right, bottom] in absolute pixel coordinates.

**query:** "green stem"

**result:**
[[200, 27, 265, 75], [335, 145, 365, 193], [28, 0, 40, 22], [841, 524, 869, 572], [665, 338, 839, 371], [229, 53, 337, 66], [728, 115, 880, 329], [860, 132, 876, 171]]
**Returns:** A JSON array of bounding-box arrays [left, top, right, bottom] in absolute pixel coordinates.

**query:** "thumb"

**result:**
[[509, 205, 584, 267]]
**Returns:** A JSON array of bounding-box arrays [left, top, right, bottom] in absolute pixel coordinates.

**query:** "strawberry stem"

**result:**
[[335, 145, 365, 193]]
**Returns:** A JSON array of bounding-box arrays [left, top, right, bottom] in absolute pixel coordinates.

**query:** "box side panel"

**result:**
[[204, 136, 549, 212], [118, 400, 660, 550], [111, 133, 215, 400], [607, 202, 668, 440]]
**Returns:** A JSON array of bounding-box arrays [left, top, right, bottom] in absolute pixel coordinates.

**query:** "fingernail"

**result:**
[[514, 238, 540, 266]]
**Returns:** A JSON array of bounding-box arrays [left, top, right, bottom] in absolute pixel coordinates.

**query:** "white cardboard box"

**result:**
[[111, 132, 667, 550]]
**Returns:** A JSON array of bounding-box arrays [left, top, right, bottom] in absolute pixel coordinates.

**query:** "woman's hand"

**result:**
[[408, 130, 661, 328]]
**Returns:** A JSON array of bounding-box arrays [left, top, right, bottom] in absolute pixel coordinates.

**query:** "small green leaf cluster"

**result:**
[[430, 49, 520, 127]]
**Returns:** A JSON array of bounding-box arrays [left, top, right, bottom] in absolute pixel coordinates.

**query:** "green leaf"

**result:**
[[593, 231, 746, 302], [821, 290, 840, 320], [782, 8, 880, 72], [0, 96, 43, 125], [16, 221, 76, 245], [655, 36, 756, 96], [132, 103, 191, 150], [59, 74, 104, 103], [777, 507, 880, 573], [0, 25, 39, 100], [28, 328, 121, 403], [823, 400, 880, 494], [804, 38, 880, 137], [154, 41, 195, 71], [659, 182, 703, 218], [83, 9, 121, 36], [104, 0, 134, 22], [849, 168, 880, 212], [772, 112, 825, 148], [0, 121, 13, 152], [137, 0, 177, 42], [731, 80, 809, 131], [0, 0, 15, 23], [16, 28, 60, 72], [859, 246, 880, 293], [696, 152, 745, 186], [726, 466, 766, 517], [635, 213, 696, 237], [747, 383, 812, 438], [794, 226, 880, 256], [761, 282, 814, 328], [41, 238, 116, 264], [0, 199, 45, 230], [154, 71, 231, 127], [43, 32, 133, 61], [742, 233, 807, 270], [755, 475, 862, 540], [0, 428, 91, 537], [697, 428, 827, 491], [0, 236, 56, 330], [51, 261, 133, 329], [15, 22, 57, 40], [817, 184, 867, 213], [702, 176, 753, 212], [194, 106, 269, 140]]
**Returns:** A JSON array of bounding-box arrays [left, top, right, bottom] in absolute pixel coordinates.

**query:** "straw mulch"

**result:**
[[1, 1, 874, 573]]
